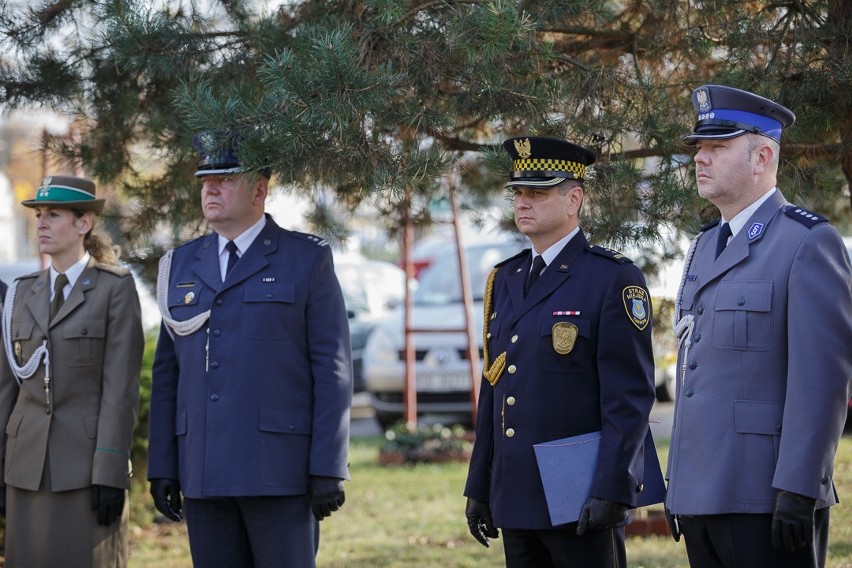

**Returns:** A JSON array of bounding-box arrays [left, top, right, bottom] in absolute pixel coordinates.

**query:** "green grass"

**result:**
[[127, 434, 852, 568]]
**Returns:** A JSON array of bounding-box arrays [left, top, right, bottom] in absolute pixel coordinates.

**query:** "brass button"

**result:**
[[511, 335, 518, 343], [486, 332, 492, 339], [508, 365, 517, 374], [507, 396, 516, 406], [506, 428, 515, 438]]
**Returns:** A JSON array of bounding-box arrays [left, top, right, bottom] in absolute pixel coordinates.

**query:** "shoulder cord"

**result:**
[[156, 248, 211, 339], [2, 280, 49, 386], [482, 267, 506, 386], [672, 231, 704, 389]]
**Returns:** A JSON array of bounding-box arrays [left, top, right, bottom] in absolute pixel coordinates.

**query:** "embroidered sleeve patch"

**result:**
[[622, 286, 650, 331]]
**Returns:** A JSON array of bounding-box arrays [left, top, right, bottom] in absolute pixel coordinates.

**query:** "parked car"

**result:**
[[363, 238, 526, 429], [334, 254, 405, 393]]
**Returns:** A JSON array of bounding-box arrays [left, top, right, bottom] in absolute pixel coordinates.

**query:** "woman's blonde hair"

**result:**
[[73, 210, 121, 265]]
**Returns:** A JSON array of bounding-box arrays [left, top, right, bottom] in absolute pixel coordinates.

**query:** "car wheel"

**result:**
[[375, 411, 401, 432]]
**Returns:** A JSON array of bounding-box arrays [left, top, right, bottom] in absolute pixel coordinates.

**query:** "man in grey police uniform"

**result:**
[[464, 136, 659, 567], [147, 131, 353, 568], [665, 85, 852, 568]]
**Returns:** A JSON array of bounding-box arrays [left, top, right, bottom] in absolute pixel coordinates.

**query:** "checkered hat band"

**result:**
[[512, 159, 585, 179]]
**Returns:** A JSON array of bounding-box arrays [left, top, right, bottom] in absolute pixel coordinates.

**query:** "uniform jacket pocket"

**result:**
[[713, 281, 773, 351], [243, 283, 295, 340], [734, 400, 783, 504], [62, 317, 106, 366]]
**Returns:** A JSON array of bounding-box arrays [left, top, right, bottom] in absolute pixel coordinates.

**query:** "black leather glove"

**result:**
[[576, 497, 628, 536], [309, 476, 345, 521], [771, 490, 816, 552], [664, 506, 680, 542], [0, 485, 6, 518], [91, 484, 126, 527], [150, 478, 183, 522], [465, 498, 499, 547]]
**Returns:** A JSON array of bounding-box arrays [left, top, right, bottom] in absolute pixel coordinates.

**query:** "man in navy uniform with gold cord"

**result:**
[[464, 136, 659, 567], [665, 85, 852, 568]]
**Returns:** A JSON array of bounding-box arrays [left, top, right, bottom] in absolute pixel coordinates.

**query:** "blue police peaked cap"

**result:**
[[683, 85, 795, 145], [192, 130, 271, 178], [503, 136, 596, 188]]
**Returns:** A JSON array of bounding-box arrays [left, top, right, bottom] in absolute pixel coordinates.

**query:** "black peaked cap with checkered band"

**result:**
[[503, 136, 596, 188]]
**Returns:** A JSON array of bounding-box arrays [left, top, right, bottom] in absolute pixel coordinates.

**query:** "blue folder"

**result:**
[[533, 430, 666, 526]]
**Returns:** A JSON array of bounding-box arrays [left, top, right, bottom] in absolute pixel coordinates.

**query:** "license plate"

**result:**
[[416, 373, 470, 392]]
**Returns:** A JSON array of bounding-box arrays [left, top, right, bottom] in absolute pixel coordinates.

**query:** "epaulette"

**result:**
[[783, 205, 829, 229], [699, 219, 721, 232], [94, 263, 131, 277], [291, 230, 329, 247], [17, 271, 40, 281], [589, 245, 632, 264], [495, 248, 529, 268]]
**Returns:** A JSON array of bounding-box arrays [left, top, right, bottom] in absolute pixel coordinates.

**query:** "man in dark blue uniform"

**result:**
[[464, 136, 659, 567], [147, 131, 353, 568]]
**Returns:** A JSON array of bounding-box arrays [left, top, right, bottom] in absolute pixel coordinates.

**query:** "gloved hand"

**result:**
[[91, 484, 126, 527], [150, 478, 183, 522], [309, 476, 345, 521], [664, 506, 680, 542], [576, 497, 628, 535], [465, 498, 499, 547], [0, 485, 5, 518], [771, 490, 816, 552]]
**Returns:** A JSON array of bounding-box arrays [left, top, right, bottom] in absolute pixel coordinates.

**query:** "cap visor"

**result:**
[[682, 129, 747, 145], [194, 166, 244, 177], [21, 199, 105, 213], [505, 177, 569, 188]]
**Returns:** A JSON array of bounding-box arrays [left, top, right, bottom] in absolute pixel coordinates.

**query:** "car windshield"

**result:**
[[414, 241, 524, 305]]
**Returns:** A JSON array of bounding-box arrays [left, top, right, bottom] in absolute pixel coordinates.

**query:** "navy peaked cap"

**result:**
[[683, 85, 795, 144]]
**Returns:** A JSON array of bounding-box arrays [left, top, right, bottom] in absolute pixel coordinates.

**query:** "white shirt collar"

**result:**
[[723, 187, 777, 239], [50, 252, 90, 300], [218, 215, 267, 257], [532, 226, 580, 271]]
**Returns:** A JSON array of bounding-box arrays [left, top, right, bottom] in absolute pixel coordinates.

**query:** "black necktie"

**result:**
[[524, 255, 546, 297], [225, 241, 239, 276], [715, 222, 732, 259], [50, 273, 68, 320]]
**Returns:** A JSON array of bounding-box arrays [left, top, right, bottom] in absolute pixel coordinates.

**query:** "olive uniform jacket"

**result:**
[[0, 261, 143, 492], [666, 190, 852, 515], [464, 231, 658, 529]]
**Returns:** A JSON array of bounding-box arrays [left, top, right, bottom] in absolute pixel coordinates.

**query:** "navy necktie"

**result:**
[[225, 241, 240, 276], [524, 255, 546, 297], [715, 223, 732, 259]]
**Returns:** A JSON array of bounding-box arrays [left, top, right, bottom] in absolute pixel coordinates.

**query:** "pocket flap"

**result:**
[[244, 283, 295, 304], [259, 406, 311, 434], [62, 318, 106, 339], [12, 320, 35, 341], [5, 413, 23, 437], [716, 281, 772, 312], [735, 400, 783, 434]]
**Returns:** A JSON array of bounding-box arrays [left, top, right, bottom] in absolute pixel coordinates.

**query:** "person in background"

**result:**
[[665, 84, 852, 568], [148, 131, 353, 568], [464, 136, 659, 567], [0, 175, 143, 567]]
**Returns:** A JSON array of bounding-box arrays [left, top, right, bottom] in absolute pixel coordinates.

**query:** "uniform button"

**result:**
[[507, 396, 516, 406], [212, 329, 221, 337], [737, 297, 745, 306], [266, 293, 273, 299], [210, 394, 219, 401], [685, 388, 694, 397], [506, 428, 515, 437], [636, 484, 644, 493], [823, 475, 830, 484], [511, 335, 518, 343], [697, 305, 704, 315], [215, 298, 224, 306], [486, 332, 492, 339], [81, 328, 88, 335], [688, 361, 697, 370], [508, 365, 517, 374], [210, 361, 219, 369], [775, 423, 782, 433], [693, 332, 701, 342]]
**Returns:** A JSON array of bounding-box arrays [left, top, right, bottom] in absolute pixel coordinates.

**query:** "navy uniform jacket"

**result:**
[[464, 230, 657, 529], [666, 190, 852, 515], [147, 215, 353, 498]]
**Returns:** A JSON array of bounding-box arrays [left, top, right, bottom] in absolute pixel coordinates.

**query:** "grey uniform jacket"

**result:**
[[666, 190, 852, 515]]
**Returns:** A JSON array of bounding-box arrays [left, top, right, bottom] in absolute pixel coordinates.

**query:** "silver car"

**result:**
[[363, 238, 526, 429]]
